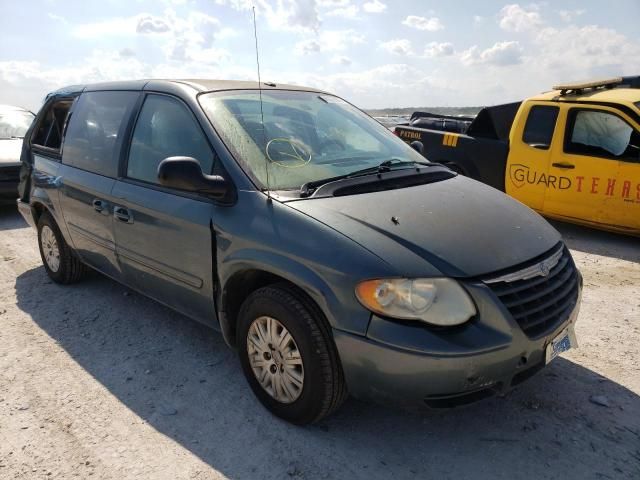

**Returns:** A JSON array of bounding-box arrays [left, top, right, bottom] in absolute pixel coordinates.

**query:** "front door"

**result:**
[[505, 103, 560, 212], [544, 105, 640, 231], [614, 152, 640, 232], [112, 93, 218, 325]]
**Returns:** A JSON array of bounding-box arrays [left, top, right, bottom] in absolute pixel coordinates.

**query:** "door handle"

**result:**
[[552, 162, 575, 169], [92, 199, 107, 213], [529, 143, 550, 150], [113, 206, 133, 224]]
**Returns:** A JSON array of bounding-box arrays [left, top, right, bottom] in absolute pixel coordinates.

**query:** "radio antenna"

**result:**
[[252, 6, 271, 200]]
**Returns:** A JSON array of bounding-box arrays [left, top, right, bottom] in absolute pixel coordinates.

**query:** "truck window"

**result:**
[[62, 91, 138, 177], [564, 109, 637, 161], [522, 105, 559, 149], [31, 99, 75, 155], [126, 95, 213, 184]]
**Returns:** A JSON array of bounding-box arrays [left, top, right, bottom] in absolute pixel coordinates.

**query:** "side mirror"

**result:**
[[157, 156, 228, 198], [410, 141, 424, 155]]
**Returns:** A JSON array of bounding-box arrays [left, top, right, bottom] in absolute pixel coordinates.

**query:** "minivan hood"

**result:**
[[286, 176, 561, 278], [0, 139, 23, 166]]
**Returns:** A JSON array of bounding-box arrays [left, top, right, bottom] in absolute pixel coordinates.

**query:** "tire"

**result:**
[[37, 212, 86, 284], [237, 283, 347, 424]]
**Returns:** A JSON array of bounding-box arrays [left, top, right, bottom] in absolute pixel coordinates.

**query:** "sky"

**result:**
[[0, 0, 639, 111]]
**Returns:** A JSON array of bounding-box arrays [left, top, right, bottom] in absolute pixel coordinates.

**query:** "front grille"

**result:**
[[0, 166, 21, 182], [484, 244, 580, 338]]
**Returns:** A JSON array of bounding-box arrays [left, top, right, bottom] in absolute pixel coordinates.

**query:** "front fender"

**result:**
[[219, 248, 373, 338]]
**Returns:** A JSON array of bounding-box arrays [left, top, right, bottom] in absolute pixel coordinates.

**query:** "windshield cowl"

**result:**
[[279, 165, 456, 200], [299, 160, 439, 197]]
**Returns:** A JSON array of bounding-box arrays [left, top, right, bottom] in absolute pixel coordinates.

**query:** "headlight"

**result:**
[[355, 278, 476, 326]]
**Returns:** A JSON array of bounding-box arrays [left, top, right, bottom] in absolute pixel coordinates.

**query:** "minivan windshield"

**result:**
[[199, 90, 427, 190], [0, 110, 35, 139]]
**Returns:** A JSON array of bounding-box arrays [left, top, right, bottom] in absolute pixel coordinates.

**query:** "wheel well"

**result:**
[[222, 270, 300, 347], [31, 202, 46, 225]]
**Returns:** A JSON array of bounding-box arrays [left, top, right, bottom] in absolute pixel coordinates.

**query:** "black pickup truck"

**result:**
[[394, 102, 521, 192]]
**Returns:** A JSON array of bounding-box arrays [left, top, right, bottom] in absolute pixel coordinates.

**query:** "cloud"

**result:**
[[559, 9, 586, 22], [136, 15, 172, 33], [461, 41, 523, 66], [294, 29, 365, 55], [72, 10, 229, 66], [317, 0, 349, 6], [362, 0, 386, 13], [380, 39, 412, 56], [295, 39, 322, 55], [499, 4, 542, 33], [325, 5, 359, 18], [292, 63, 455, 108], [216, 0, 321, 32], [533, 25, 640, 74], [47, 13, 68, 24], [331, 55, 352, 66], [119, 48, 136, 58], [72, 16, 139, 38], [424, 42, 454, 58], [402, 15, 443, 32]]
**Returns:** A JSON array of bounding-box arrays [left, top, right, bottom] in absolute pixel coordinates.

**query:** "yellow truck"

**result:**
[[394, 77, 640, 236]]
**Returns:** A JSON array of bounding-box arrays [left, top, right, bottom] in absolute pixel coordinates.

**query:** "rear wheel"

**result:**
[[37, 212, 86, 284], [237, 284, 347, 424]]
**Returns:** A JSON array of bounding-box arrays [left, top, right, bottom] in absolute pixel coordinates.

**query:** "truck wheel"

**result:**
[[237, 284, 347, 424], [37, 212, 86, 284]]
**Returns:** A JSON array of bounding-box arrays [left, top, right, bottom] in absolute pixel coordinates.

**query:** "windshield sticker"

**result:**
[[509, 164, 640, 203]]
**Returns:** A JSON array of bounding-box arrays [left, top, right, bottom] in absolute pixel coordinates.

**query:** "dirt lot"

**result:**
[[0, 205, 638, 479]]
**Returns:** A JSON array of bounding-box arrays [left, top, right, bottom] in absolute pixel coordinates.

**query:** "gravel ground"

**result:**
[[0, 205, 638, 480]]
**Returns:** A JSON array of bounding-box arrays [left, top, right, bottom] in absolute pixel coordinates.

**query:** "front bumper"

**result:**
[[334, 277, 582, 408], [0, 165, 20, 203], [0, 182, 18, 203]]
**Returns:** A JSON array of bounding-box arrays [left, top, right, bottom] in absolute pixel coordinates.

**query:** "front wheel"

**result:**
[[237, 284, 347, 424]]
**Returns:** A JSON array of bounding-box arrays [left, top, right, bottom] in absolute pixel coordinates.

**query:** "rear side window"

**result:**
[[522, 105, 559, 149], [32, 99, 75, 154], [62, 91, 138, 177], [127, 95, 213, 184]]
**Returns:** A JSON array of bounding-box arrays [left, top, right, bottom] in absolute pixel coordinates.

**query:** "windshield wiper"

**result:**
[[299, 159, 433, 197]]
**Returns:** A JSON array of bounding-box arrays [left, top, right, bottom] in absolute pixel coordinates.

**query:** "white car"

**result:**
[[0, 105, 34, 204]]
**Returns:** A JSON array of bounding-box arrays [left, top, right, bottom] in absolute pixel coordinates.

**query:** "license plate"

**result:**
[[545, 325, 577, 364]]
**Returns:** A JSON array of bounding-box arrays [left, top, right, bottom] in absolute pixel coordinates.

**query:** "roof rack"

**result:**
[[553, 77, 623, 95]]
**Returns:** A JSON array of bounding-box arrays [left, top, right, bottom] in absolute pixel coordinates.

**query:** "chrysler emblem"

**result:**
[[539, 262, 551, 277]]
